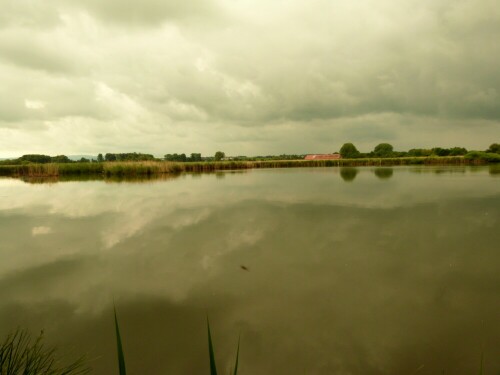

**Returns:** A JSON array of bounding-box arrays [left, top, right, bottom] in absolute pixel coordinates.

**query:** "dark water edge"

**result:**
[[0, 166, 499, 374], [1, 164, 499, 184]]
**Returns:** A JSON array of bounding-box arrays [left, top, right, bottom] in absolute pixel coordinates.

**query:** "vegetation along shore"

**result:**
[[0, 143, 498, 178]]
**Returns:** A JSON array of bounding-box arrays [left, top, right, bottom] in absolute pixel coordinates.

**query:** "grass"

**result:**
[[207, 319, 218, 375], [0, 155, 496, 179], [0, 329, 90, 375]]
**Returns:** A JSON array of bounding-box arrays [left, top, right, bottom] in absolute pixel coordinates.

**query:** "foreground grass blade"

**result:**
[[232, 335, 240, 375], [114, 306, 127, 375], [207, 318, 218, 375]]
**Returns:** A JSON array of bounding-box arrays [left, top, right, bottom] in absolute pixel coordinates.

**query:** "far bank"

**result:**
[[1, 154, 499, 178]]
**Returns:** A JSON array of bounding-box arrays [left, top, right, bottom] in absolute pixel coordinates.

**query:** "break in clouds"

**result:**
[[0, 0, 499, 157]]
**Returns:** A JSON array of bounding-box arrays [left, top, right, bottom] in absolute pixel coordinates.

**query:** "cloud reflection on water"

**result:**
[[0, 166, 498, 374]]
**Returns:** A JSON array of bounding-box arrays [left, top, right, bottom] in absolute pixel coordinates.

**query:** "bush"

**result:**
[[486, 143, 500, 154], [464, 151, 500, 163]]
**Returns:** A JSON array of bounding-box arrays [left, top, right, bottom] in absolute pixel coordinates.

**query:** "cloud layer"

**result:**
[[0, 0, 499, 156]]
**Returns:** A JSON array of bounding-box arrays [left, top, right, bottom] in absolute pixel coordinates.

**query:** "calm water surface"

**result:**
[[0, 166, 499, 374]]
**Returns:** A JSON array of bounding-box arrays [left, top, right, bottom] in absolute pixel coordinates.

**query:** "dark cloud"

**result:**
[[0, 0, 498, 156], [0, 32, 76, 74]]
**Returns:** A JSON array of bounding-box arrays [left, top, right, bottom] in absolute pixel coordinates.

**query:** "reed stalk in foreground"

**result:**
[[112, 311, 240, 375], [207, 318, 240, 375], [113, 306, 127, 375], [207, 319, 218, 375]]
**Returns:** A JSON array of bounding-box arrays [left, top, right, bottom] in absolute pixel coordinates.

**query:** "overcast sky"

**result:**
[[0, 0, 499, 157]]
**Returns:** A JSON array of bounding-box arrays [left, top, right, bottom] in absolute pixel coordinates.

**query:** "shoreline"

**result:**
[[0, 156, 497, 178]]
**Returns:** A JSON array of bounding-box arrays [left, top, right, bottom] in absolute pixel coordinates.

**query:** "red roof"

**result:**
[[304, 154, 342, 160]]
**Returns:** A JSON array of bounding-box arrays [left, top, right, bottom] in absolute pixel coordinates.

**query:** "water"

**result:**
[[0, 166, 499, 374]]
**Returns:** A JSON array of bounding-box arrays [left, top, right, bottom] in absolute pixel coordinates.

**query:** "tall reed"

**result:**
[[114, 307, 126, 375]]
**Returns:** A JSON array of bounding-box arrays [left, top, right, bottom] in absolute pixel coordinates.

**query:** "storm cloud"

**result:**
[[0, 0, 498, 156]]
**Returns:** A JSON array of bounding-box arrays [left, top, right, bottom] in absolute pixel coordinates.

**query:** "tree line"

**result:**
[[0, 144, 498, 165], [338, 143, 499, 159]]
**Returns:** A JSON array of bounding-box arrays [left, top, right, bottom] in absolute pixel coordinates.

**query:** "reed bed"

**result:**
[[0, 156, 493, 178]]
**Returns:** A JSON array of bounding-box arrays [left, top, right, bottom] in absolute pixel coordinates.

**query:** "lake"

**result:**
[[0, 166, 499, 374]]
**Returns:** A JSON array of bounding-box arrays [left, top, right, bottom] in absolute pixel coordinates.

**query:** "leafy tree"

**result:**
[[190, 153, 202, 162], [339, 143, 360, 159], [408, 148, 432, 157], [105, 153, 117, 161], [449, 147, 467, 156], [104, 152, 154, 162], [432, 147, 450, 156], [373, 143, 394, 157], [97, 153, 104, 162], [164, 153, 187, 162], [214, 151, 225, 161], [50, 155, 72, 163], [18, 154, 52, 163], [486, 143, 500, 154]]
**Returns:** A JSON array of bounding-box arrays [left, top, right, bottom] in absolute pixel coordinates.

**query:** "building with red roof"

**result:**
[[304, 154, 342, 160]]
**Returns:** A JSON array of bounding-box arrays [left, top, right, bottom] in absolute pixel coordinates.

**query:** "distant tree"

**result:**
[[432, 147, 450, 157], [486, 143, 500, 154], [408, 148, 432, 157], [373, 143, 394, 158], [97, 153, 104, 162], [79, 157, 90, 163], [18, 154, 52, 164], [50, 155, 72, 163], [448, 147, 467, 156], [190, 153, 202, 162], [164, 153, 188, 162], [105, 153, 116, 161], [339, 143, 360, 159], [392, 151, 408, 157], [214, 151, 225, 161], [111, 152, 154, 161]]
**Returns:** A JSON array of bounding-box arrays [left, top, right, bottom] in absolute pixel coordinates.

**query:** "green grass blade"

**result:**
[[232, 335, 240, 375], [114, 306, 127, 375], [207, 318, 218, 375]]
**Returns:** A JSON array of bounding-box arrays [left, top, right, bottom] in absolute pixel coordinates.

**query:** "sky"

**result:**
[[0, 0, 499, 158]]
